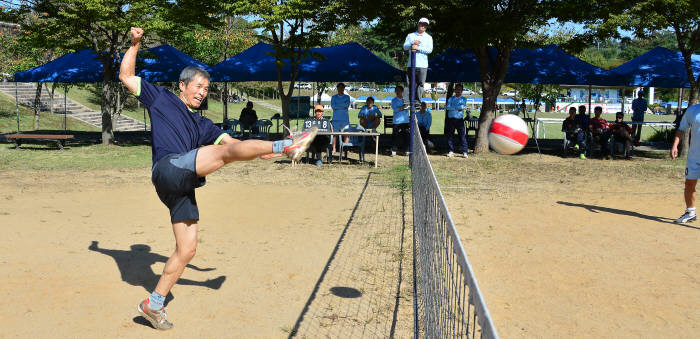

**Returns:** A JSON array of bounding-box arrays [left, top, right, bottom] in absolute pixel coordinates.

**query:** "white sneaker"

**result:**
[[391, 151, 397, 157], [463, 152, 469, 158], [674, 211, 697, 223], [446, 151, 454, 157]]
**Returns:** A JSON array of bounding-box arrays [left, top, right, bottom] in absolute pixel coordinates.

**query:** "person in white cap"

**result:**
[[401, 17, 433, 110]]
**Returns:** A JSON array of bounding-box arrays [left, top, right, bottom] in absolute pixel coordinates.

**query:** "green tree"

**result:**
[[8, 0, 219, 144], [230, 0, 348, 133]]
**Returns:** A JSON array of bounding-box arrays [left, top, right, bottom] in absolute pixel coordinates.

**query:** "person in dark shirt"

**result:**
[[119, 27, 317, 331], [239, 101, 258, 134], [610, 112, 634, 159], [304, 104, 332, 166], [589, 106, 611, 158], [562, 107, 586, 159]]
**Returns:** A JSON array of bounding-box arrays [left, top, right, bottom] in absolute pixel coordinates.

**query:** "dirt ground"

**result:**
[[1, 151, 699, 338], [0, 161, 412, 338], [438, 153, 700, 338]]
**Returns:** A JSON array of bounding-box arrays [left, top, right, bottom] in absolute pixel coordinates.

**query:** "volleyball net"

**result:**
[[410, 116, 498, 338]]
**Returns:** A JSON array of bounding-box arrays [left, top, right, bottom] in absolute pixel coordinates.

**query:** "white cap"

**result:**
[[418, 18, 429, 25]]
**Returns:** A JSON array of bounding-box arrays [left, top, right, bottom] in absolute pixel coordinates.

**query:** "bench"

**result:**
[[4, 134, 74, 150]]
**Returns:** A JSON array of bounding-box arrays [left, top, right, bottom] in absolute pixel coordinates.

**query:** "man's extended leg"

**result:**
[[675, 179, 698, 223], [196, 140, 275, 176]]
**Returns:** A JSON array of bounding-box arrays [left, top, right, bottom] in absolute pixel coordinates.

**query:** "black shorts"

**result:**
[[151, 149, 206, 223]]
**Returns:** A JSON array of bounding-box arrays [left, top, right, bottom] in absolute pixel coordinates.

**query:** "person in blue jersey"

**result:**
[[417, 101, 433, 149], [331, 83, 351, 149], [119, 27, 317, 331], [671, 103, 700, 224], [445, 83, 468, 158], [631, 91, 648, 145], [391, 86, 411, 156], [401, 17, 433, 110], [358, 97, 382, 131]]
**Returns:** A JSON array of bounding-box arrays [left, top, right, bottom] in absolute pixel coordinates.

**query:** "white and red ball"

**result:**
[[488, 114, 529, 155]]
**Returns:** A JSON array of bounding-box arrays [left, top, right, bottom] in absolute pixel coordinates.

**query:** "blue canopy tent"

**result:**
[[427, 45, 615, 85], [135, 44, 209, 82], [609, 47, 700, 88], [208, 42, 404, 82], [13, 45, 208, 133]]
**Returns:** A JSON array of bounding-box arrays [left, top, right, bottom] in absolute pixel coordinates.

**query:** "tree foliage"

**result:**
[[6, 0, 220, 144]]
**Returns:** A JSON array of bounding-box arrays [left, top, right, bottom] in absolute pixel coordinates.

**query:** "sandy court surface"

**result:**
[[0, 165, 381, 338], [443, 166, 700, 338]]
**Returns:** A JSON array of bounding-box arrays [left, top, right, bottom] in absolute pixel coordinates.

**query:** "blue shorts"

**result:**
[[332, 120, 350, 132], [686, 159, 700, 180], [151, 149, 206, 222]]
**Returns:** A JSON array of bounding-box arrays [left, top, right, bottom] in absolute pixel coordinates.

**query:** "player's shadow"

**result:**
[[556, 201, 700, 230], [88, 241, 226, 327]]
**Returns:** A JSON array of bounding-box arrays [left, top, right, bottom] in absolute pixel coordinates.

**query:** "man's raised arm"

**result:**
[[119, 27, 143, 94]]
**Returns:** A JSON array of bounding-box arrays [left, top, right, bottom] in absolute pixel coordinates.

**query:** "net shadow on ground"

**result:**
[[288, 172, 413, 338]]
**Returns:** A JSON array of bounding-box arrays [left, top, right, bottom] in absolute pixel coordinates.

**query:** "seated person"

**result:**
[[417, 101, 433, 149], [575, 105, 590, 134], [304, 104, 332, 166], [610, 112, 634, 159], [562, 106, 586, 159], [589, 106, 611, 158], [358, 97, 382, 131], [239, 101, 258, 134]]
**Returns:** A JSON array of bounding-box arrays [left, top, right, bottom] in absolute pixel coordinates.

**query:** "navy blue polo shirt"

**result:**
[[134, 77, 226, 164]]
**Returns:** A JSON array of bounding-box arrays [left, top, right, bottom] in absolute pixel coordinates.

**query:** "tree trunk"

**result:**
[[33, 82, 43, 130], [473, 46, 511, 153], [223, 82, 229, 121], [476, 84, 500, 153], [101, 80, 115, 145], [50, 83, 56, 115], [680, 84, 699, 157]]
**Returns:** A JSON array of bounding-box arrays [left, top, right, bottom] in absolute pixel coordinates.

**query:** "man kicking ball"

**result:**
[[671, 103, 700, 223], [119, 27, 316, 330]]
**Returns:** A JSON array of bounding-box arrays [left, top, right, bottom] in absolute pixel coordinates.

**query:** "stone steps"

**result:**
[[0, 82, 149, 131]]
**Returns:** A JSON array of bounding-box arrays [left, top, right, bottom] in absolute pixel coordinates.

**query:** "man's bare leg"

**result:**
[[154, 220, 198, 297], [196, 140, 274, 177], [684, 179, 697, 208]]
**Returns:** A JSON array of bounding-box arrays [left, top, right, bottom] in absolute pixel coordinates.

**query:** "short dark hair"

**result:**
[[337, 82, 345, 88], [594, 106, 603, 113], [578, 105, 586, 112], [179, 66, 210, 85], [455, 83, 463, 89], [616, 112, 624, 118], [395, 85, 404, 91], [366, 97, 374, 103]]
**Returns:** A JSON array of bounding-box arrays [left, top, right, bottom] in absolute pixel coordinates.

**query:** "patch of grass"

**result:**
[[381, 164, 411, 191], [0, 143, 151, 170]]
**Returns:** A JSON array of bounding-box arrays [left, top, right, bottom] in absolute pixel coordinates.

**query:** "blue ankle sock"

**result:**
[[149, 291, 165, 310], [272, 139, 293, 153]]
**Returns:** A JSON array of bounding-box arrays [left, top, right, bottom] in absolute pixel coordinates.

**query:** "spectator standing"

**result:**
[[562, 107, 586, 159], [417, 101, 433, 149], [239, 101, 258, 134], [631, 91, 648, 145], [670, 103, 700, 223], [402, 18, 433, 110], [358, 97, 382, 131], [445, 83, 468, 158], [331, 82, 351, 148], [589, 106, 611, 158], [391, 86, 410, 156]]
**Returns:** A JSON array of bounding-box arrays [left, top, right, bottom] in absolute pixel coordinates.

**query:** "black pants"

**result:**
[[632, 117, 643, 143], [419, 126, 430, 144], [402, 67, 427, 106], [445, 118, 468, 153], [392, 123, 410, 151]]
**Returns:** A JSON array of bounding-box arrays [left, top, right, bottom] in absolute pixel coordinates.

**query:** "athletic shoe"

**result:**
[[674, 211, 697, 224], [137, 299, 173, 331], [391, 150, 397, 157], [284, 127, 318, 162], [463, 152, 469, 158], [446, 151, 454, 158], [315, 159, 323, 166], [579, 153, 586, 160], [573, 144, 579, 151]]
